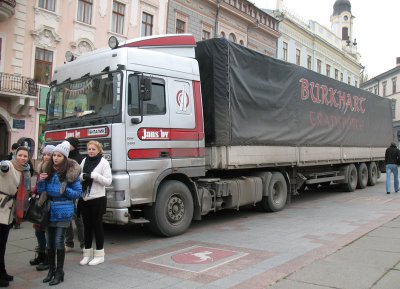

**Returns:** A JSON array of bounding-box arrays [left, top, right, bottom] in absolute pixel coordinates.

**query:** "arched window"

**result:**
[[239, 40, 244, 45], [220, 31, 225, 38], [229, 33, 236, 43]]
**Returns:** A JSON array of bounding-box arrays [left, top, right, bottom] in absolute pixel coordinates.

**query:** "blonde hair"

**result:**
[[86, 140, 104, 154]]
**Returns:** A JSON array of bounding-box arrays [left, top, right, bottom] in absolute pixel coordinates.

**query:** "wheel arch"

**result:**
[[153, 171, 202, 221]]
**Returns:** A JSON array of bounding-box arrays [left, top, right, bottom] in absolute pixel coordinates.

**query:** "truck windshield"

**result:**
[[47, 71, 122, 122]]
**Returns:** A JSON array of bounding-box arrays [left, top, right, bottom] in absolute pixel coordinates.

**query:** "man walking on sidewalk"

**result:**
[[385, 141, 400, 194]]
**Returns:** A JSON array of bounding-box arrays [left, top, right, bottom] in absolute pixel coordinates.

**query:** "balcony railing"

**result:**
[[0, 72, 38, 96]]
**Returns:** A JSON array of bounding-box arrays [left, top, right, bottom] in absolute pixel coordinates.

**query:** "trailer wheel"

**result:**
[[146, 180, 194, 237], [357, 163, 368, 189], [260, 172, 287, 212], [343, 164, 358, 192], [367, 162, 378, 186]]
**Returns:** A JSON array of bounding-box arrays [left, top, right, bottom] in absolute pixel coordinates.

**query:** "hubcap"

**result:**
[[167, 195, 185, 222]]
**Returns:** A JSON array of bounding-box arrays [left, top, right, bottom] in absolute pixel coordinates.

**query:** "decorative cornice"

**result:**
[[30, 26, 61, 49]]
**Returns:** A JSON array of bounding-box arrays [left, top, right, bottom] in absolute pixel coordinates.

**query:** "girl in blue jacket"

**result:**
[[37, 141, 82, 286]]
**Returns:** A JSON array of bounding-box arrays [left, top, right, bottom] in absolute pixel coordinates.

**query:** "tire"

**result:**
[[260, 172, 287, 212], [367, 162, 378, 186], [146, 180, 194, 237], [343, 164, 358, 192], [356, 163, 368, 189]]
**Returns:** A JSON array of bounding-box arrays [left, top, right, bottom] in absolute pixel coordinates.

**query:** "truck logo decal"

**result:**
[[299, 78, 366, 115], [176, 90, 190, 112], [138, 128, 170, 140], [45, 126, 109, 141], [88, 127, 107, 136], [128, 148, 205, 159]]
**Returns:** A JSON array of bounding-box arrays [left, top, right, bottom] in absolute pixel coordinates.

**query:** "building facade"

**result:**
[[273, 0, 362, 87], [360, 59, 400, 123], [0, 0, 168, 159], [167, 0, 280, 56]]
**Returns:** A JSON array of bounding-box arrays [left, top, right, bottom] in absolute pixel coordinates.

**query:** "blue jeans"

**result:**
[[47, 227, 67, 250], [386, 164, 399, 193]]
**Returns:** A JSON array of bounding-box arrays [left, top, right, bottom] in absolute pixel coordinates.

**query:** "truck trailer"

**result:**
[[44, 34, 393, 237]]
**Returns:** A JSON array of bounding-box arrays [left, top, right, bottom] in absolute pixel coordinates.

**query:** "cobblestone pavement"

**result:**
[[6, 175, 400, 289]]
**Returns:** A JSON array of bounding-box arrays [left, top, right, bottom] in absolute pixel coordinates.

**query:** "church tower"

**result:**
[[330, 0, 355, 47]]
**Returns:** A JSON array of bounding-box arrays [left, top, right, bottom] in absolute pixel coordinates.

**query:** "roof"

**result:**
[[333, 0, 351, 15]]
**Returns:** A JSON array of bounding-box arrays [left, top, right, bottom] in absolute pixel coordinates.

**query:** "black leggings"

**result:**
[[0, 224, 11, 273], [81, 197, 106, 250]]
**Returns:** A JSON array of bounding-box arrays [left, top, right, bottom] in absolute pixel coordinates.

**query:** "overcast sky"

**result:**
[[252, 0, 399, 79]]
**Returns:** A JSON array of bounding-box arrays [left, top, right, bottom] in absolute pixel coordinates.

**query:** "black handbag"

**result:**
[[24, 196, 49, 226]]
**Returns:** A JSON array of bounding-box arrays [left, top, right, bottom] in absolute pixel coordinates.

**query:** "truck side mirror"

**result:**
[[140, 78, 152, 101]]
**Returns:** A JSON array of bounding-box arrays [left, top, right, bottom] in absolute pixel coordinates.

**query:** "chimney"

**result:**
[[397, 57, 400, 66]]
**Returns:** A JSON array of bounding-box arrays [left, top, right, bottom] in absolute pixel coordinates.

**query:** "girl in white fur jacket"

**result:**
[[79, 141, 111, 266]]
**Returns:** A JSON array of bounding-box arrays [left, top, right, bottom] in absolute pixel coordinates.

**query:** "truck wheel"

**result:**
[[367, 162, 378, 186], [146, 180, 194, 237], [260, 172, 287, 212], [356, 163, 368, 189], [343, 164, 358, 192]]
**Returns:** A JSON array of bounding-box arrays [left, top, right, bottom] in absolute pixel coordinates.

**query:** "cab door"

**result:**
[[125, 72, 171, 202]]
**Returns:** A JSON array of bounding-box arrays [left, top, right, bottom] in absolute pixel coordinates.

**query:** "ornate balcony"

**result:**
[[0, 0, 16, 22], [0, 72, 38, 115], [0, 72, 38, 96]]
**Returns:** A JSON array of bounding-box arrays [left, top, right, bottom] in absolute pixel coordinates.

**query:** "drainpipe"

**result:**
[[214, 0, 221, 38]]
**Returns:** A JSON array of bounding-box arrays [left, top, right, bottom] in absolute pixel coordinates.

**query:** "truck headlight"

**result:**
[[107, 190, 125, 201]]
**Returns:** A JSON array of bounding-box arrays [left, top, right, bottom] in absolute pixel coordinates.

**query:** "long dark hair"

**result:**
[[43, 155, 68, 182]]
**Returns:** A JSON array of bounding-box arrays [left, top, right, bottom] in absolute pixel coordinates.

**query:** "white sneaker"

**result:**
[[88, 249, 104, 266], [80, 248, 93, 266]]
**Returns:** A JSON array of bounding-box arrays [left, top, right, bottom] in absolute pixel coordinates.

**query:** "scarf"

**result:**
[[11, 160, 31, 222], [82, 154, 102, 195]]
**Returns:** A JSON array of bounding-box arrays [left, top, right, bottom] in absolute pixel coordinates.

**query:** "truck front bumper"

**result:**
[[103, 208, 130, 224]]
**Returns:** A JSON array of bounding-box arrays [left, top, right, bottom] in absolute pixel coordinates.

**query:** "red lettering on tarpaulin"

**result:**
[[299, 78, 367, 114], [308, 111, 364, 131]]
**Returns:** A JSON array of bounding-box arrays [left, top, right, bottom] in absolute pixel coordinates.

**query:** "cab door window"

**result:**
[[127, 74, 166, 116]]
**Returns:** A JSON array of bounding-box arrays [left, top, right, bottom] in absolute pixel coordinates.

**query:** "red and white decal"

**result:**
[[171, 246, 237, 264], [128, 148, 205, 159], [137, 128, 170, 141], [176, 90, 189, 112], [122, 35, 196, 48], [45, 126, 109, 141]]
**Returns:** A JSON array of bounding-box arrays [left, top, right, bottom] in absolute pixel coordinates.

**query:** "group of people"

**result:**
[[0, 137, 112, 287]]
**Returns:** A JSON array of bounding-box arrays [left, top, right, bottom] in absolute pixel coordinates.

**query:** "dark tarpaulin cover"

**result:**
[[195, 38, 393, 147]]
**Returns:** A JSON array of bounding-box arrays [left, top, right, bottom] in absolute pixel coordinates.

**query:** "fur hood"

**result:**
[[43, 158, 81, 183]]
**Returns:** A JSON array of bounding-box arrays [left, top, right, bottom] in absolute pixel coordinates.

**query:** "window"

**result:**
[[307, 55, 312, 70], [39, 0, 55, 11], [34, 48, 53, 85], [112, 1, 125, 34], [354, 80, 358, 88], [317, 59, 321, 73], [141, 12, 153, 36], [374, 85, 378, 94], [296, 49, 300, 65], [202, 30, 210, 41], [326, 64, 331, 77], [220, 31, 225, 38], [239, 40, 244, 45], [128, 75, 166, 116], [393, 77, 397, 94], [229, 33, 236, 43], [340, 73, 343, 82], [382, 81, 387, 97], [391, 99, 396, 119], [176, 19, 185, 34], [342, 27, 349, 40], [77, 0, 92, 24], [347, 76, 351, 85], [282, 42, 288, 61], [335, 69, 339, 80]]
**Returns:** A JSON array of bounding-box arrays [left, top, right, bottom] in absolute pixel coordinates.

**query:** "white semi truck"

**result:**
[[44, 34, 393, 236]]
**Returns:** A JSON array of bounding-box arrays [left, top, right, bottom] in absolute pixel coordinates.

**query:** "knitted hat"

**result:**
[[53, 141, 70, 158], [66, 137, 79, 150], [42, 145, 55, 155]]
